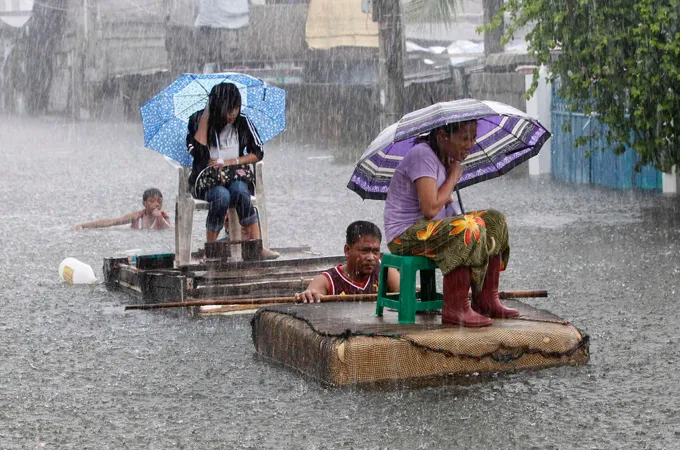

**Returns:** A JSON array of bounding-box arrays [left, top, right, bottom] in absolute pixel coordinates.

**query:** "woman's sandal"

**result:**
[[260, 248, 280, 260]]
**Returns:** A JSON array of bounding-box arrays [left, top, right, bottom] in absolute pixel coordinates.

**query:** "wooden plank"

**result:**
[[190, 260, 341, 283], [192, 268, 331, 287], [118, 264, 142, 289], [117, 280, 143, 300], [103, 257, 127, 290], [143, 272, 185, 304], [273, 245, 313, 253], [188, 278, 313, 299], [187, 255, 345, 278], [174, 164, 195, 267], [105, 253, 345, 303], [255, 161, 269, 248]]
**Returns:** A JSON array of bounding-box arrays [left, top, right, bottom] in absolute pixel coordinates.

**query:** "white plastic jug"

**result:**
[[59, 258, 96, 284]]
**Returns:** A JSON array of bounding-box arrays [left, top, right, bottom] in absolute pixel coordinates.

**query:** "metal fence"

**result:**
[[550, 83, 662, 191]]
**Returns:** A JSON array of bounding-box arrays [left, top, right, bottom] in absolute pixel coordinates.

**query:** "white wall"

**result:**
[[662, 167, 679, 195], [521, 65, 551, 176]]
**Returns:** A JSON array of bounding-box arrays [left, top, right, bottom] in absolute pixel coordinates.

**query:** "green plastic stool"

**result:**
[[376, 253, 444, 324]]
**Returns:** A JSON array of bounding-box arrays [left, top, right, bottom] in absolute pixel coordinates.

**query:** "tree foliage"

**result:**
[[403, 0, 459, 26], [496, 0, 680, 171]]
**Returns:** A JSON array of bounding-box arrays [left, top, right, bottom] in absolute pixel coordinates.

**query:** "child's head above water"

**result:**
[[142, 188, 163, 213]]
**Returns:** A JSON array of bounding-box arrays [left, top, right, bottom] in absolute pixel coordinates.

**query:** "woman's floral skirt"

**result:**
[[387, 209, 509, 291]]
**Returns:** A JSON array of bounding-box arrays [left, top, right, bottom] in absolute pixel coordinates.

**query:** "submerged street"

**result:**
[[1, 115, 679, 448]]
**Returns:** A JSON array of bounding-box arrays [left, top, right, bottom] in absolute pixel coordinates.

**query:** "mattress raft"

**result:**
[[251, 300, 589, 386]]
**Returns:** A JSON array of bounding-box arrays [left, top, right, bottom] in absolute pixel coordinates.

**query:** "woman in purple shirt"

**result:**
[[384, 121, 519, 327]]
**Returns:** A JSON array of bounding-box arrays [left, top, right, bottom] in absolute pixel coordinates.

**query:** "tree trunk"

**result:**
[[483, 0, 504, 56]]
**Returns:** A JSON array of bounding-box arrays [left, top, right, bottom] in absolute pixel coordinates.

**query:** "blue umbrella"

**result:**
[[141, 73, 286, 166]]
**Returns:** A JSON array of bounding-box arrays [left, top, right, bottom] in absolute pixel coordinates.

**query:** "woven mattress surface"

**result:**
[[251, 301, 589, 386]]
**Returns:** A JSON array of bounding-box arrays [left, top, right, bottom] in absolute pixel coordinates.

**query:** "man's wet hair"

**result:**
[[143, 188, 163, 202], [346, 221, 382, 246]]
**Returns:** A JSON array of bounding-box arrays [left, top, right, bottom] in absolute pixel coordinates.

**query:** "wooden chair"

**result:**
[[165, 156, 269, 266]]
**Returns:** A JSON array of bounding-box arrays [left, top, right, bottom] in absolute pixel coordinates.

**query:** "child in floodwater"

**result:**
[[72, 188, 172, 231]]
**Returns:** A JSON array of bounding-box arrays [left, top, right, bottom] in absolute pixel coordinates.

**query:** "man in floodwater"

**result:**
[[295, 221, 400, 303]]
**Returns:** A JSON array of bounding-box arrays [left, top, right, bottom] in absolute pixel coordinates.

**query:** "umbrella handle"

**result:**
[[455, 186, 465, 215]]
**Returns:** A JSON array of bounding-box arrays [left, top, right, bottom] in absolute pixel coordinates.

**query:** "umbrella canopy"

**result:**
[[347, 99, 551, 200], [141, 73, 286, 167]]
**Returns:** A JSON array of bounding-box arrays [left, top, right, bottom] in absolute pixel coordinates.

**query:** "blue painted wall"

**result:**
[[550, 85, 662, 191]]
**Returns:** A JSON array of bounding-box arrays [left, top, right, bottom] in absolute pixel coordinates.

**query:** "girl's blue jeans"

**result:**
[[204, 181, 257, 233]]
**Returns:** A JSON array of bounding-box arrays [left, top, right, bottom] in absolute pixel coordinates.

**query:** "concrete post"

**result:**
[[519, 65, 552, 175], [376, 0, 405, 130], [662, 167, 679, 195]]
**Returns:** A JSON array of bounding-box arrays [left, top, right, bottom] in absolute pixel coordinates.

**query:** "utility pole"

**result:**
[[373, 0, 405, 130], [72, 0, 91, 119]]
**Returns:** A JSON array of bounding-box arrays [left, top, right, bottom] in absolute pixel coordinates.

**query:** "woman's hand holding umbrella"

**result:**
[[417, 164, 462, 219], [447, 158, 464, 185]]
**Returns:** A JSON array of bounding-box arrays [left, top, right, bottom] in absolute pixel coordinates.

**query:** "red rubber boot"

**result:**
[[473, 256, 520, 318], [442, 266, 493, 327]]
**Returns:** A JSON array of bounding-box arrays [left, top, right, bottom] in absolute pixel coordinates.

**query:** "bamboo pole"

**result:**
[[124, 290, 547, 311], [499, 290, 547, 299], [199, 303, 283, 315], [201, 303, 282, 312], [125, 293, 378, 311]]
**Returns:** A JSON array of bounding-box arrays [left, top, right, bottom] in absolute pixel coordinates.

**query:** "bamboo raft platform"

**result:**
[[251, 301, 589, 387]]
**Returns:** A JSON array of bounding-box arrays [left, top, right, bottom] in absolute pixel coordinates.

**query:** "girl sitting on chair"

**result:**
[[186, 82, 279, 260]]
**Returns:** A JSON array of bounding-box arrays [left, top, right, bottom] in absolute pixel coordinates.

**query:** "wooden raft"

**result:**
[[103, 252, 345, 305]]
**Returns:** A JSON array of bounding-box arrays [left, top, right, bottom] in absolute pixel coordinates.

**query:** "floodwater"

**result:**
[[1, 114, 679, 449]]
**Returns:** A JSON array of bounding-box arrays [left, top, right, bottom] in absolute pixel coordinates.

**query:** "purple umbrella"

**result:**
[[347, 99, 551, 201]]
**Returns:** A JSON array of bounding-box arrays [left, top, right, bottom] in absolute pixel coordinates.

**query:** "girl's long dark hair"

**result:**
[[206, 82, 242, 149]]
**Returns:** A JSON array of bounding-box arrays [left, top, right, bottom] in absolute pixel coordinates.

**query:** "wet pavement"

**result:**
[[1, 114, 679, 449]]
